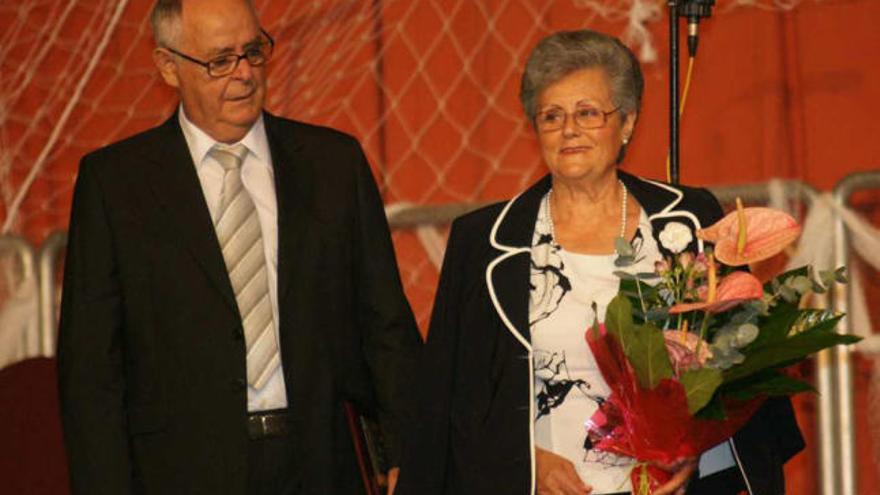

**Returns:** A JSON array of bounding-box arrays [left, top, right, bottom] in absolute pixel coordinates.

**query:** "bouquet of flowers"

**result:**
[[585, 200, 860, 495]]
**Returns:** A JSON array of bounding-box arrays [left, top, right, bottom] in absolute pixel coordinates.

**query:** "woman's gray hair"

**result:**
[[519, 30, 644, 123]]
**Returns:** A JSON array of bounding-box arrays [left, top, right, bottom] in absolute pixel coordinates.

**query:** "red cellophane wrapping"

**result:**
[[585, 325, 762, 494]]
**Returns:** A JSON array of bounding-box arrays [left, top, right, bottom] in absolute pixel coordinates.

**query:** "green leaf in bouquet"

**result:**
[[633, 323, 673, 394], [723, 317, 858, 383], [789, 309, 841, 336], [724, 370, 815, 402], [711, 323, 759, 351], [817, 267, 848, 288], [605, 296, 637, 353], [588, 317, 602, 340], [694, 393, 727, 420], [761, 374, 816, 396], [616, 277, 662, 324], [681, 368, 723, 415], [618, 277, 639, 296], [778, 285, 799, 304], [765, 266, 809, 293], [730, 302, 763, 325], [615, 237, 635, 257], [786, 275, 813, 295], [743, 303, 801, 351], [630, 326, 674, 390], [706, 346, 745, 370], [644, 307, 670, 323], [614, 238, 639, 267], [613, 270, 655, 285], [618, 277, 658, 300], [605, 296, 673, 389]]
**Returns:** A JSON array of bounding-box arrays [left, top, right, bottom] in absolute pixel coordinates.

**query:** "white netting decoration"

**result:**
[[0, 0, 830, 342]]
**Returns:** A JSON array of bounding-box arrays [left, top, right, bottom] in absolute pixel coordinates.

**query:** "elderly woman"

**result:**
[[398, 30, 804, 495]]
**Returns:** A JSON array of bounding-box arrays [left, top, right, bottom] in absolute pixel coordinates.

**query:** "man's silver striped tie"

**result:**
[[211, 144, 279, 390]]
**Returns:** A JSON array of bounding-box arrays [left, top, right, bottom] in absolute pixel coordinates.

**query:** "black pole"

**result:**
[[668, 0, 680, 185]]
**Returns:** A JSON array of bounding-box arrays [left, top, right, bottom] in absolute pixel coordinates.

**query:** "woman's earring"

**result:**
[[623, 137, 630, 145]]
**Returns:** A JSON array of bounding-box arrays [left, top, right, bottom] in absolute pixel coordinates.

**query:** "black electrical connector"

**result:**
[[680, 0, 715, 57]]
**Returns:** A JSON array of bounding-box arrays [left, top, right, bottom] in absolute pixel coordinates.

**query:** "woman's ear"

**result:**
[[622, 111, 638, 143]]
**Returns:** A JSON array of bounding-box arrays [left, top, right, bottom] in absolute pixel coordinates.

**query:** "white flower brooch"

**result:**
[[658, 222, 693, 254]]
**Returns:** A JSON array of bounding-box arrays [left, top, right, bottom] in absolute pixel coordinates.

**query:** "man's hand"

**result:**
[[652, 457, 698, 495], [386, 467, 399, 495], [536, 447, 592, 495]]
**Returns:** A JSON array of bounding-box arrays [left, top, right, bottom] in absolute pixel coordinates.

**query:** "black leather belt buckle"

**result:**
[[247, 410, 292, 439]]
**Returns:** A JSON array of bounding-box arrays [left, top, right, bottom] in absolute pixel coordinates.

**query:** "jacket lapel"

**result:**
[[138, 112, 326, 318], [619, 170, 708, 256], [141, 114, 239, 313], [264, 113, 312, 306], [619, 170, 679, 217], [487, 249, 532, 345], [487, 171, 698, 346], [485, 176, 552, 348]]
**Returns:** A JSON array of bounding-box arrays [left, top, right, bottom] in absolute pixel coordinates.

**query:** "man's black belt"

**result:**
[[247, 409, 292, 439]]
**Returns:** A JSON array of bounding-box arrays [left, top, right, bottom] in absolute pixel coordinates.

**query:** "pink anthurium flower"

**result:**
[[668, 271, 764, 314], [697, 199, 801, 266]]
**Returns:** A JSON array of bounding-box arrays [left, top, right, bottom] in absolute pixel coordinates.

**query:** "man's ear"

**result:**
[[153, 48, 180, 88]]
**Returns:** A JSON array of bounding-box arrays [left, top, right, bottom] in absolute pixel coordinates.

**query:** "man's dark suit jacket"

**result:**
[[398, 171, 805, 495], [57, 112, 421, 494]]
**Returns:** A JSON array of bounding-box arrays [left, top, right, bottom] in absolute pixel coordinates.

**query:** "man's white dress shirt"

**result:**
[[179, 107, 288, 412]]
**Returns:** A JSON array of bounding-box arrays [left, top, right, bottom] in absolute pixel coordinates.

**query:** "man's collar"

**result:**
[[177, 105, 271, 167]]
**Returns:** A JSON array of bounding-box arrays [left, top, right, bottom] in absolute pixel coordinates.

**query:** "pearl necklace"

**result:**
[[545, 179, 628, 246]]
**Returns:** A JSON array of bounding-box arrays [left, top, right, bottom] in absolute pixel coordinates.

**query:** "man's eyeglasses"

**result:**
[[165, 29, 275, 78], [535, 105, 620, 132]]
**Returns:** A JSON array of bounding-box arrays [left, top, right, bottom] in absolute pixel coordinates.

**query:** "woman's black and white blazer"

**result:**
[[398, 171, 805, 495]]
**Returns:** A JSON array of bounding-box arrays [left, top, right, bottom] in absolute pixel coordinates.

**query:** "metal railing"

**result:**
[[0, 235, 39, 361], [829, 171, 880, 495], [37, 231, 66, 356]]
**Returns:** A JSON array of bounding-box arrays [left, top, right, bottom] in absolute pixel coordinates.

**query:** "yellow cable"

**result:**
[[666, 56, 696, 183]]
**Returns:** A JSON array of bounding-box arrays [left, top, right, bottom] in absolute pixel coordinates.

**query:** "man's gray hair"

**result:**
[[150, 0, 182, 47], [519, 30, 644, 123], [149, 0, 257, 47]]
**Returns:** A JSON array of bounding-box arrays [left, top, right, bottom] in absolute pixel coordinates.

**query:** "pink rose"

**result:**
[[679, 252, 694, 270], [692, 253, 708, 275], [663, 330, 713, 375], [655, 259, 671, 275]]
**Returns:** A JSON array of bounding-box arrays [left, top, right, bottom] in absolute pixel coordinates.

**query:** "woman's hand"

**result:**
[[385, 467, 399, 495], [651, 457, 698, 495], [536, 447, 592, 495]]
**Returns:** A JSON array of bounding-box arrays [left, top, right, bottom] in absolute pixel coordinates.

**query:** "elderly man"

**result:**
[[57, 0, 420, 493]]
